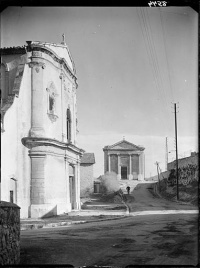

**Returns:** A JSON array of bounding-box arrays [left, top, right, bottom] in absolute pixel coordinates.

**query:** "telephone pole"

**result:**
[[155, 162, 160, 191], [165, 137, 168, 171], [174, 103, 179, 200]]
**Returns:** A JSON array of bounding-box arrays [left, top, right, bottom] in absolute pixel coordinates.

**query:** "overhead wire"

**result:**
[[138, 8, 169, 125], [137, 7, 174, 135], [137, 8, 162, 104], [141, 8, 167, 110], [145, 8, 170, 113], [159, 8, 175, 103]]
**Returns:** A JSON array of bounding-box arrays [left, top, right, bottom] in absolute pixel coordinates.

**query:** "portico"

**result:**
[[103, 139, 145, 181]]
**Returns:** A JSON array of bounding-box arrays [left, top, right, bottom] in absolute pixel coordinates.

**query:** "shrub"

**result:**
[[168, 164, 199, 186], [99, 172, 120, 194]]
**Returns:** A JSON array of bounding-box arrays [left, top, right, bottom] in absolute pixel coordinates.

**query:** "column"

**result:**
[[138, 153, 144, 181], [128, 154, 133, 180], [108, 154, 110, 172], [29, 61, 45, 137], [117, 154, 121, 180]]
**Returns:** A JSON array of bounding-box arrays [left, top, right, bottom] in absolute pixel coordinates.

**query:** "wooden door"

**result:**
[[121, 166, 128, 179]]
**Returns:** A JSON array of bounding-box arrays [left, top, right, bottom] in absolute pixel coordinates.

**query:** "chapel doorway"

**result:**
[[69, 176, 75, 210], [121, 166, 128, 180]]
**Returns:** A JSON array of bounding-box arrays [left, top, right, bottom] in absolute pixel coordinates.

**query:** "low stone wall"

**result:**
[[0, 201, 21, 265], [167, 153, 198, 171]]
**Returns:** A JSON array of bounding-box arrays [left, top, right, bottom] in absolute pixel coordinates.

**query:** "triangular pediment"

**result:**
[[106, 140, 144, 151]]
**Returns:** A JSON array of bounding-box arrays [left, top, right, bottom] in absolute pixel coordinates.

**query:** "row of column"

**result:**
[[107, 153, 144, 180]]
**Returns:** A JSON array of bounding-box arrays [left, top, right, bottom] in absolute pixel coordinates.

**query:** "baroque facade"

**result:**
[[103, 139, 145, 180], [1, 39, 84, 218]]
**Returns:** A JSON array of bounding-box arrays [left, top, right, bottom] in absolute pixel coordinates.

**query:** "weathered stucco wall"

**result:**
[[1, 64, 31, 218], [0, 201, 20, 265], [1, 43, 82, 219], [80, 164, 94, 197], [44, 154, 70, 215], [41, 49, 77, 144]]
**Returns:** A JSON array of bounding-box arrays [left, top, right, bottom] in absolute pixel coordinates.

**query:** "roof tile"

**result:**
[[80, 153, 95, 164]]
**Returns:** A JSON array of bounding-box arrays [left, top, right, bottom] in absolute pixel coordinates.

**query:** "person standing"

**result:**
[[126, 186, 130, 195]]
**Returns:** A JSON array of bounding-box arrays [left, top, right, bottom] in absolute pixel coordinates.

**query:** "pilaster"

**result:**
[[64, 156, 70, 206], [117, 154, 121, 180], [29, 151, 47, 217], [74, 161, 81, 210], [29, 61, 46, 137], [138, 152, 144, 180], [128, 154, 133, 180], [108, 154, 111, 172], [59, 72, 65, 142]]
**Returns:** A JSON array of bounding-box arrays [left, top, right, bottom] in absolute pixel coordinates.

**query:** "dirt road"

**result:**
[[20, 213, 198, 266], [20, 183, 198, 266], [127, 182, 195, 212]]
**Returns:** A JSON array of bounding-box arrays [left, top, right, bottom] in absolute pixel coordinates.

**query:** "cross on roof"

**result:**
[[61, 33, 66, 45]]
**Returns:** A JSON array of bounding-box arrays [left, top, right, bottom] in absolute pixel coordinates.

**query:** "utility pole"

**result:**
[[165, 137, 168, 171], [174, 103, 179, 200], [155, 162, 160, 191]]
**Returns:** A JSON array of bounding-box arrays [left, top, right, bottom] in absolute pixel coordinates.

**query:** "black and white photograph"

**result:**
[[0, 3, 198, 266]]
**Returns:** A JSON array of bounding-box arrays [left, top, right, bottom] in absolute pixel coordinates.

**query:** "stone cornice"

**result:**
[[104, 148, 144, 152], [108, 151, 142, 156], [21, 137, 85, 156], [103, 140, 145, 151], [26, 44, 77, 86], [28, 61, 46, 69]]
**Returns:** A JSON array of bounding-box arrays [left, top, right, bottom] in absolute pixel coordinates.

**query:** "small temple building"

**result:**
[[103, 139, 145, 180]]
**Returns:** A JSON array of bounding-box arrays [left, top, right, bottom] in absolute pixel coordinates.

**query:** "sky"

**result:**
[[1, 6, 198, 177]]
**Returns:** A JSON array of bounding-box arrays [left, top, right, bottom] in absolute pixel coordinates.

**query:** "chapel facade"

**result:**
[[1, 39, 84, 218], [103, 139, 145, 180]]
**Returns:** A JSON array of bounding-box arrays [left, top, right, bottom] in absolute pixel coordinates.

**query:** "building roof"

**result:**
[[26, 41, 75, 73], [103, 139, 145, 151], [1, 40, 77, 79], [0, 46, 26, 55], [80, 153, 95, 164]]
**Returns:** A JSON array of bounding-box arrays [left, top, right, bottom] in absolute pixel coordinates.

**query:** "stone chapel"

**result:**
[[1, 39, 84, 218], [103, 139, 145, 180]]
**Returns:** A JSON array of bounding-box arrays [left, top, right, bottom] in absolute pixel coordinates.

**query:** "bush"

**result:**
[[168, 164, 199, 186], [99, 172, 120, 194]]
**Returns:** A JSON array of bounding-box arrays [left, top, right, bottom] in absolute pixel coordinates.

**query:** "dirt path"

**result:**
[[20, 184, 198, 266], [20, 213, 198, 266], [127, 182, 196, 212]]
